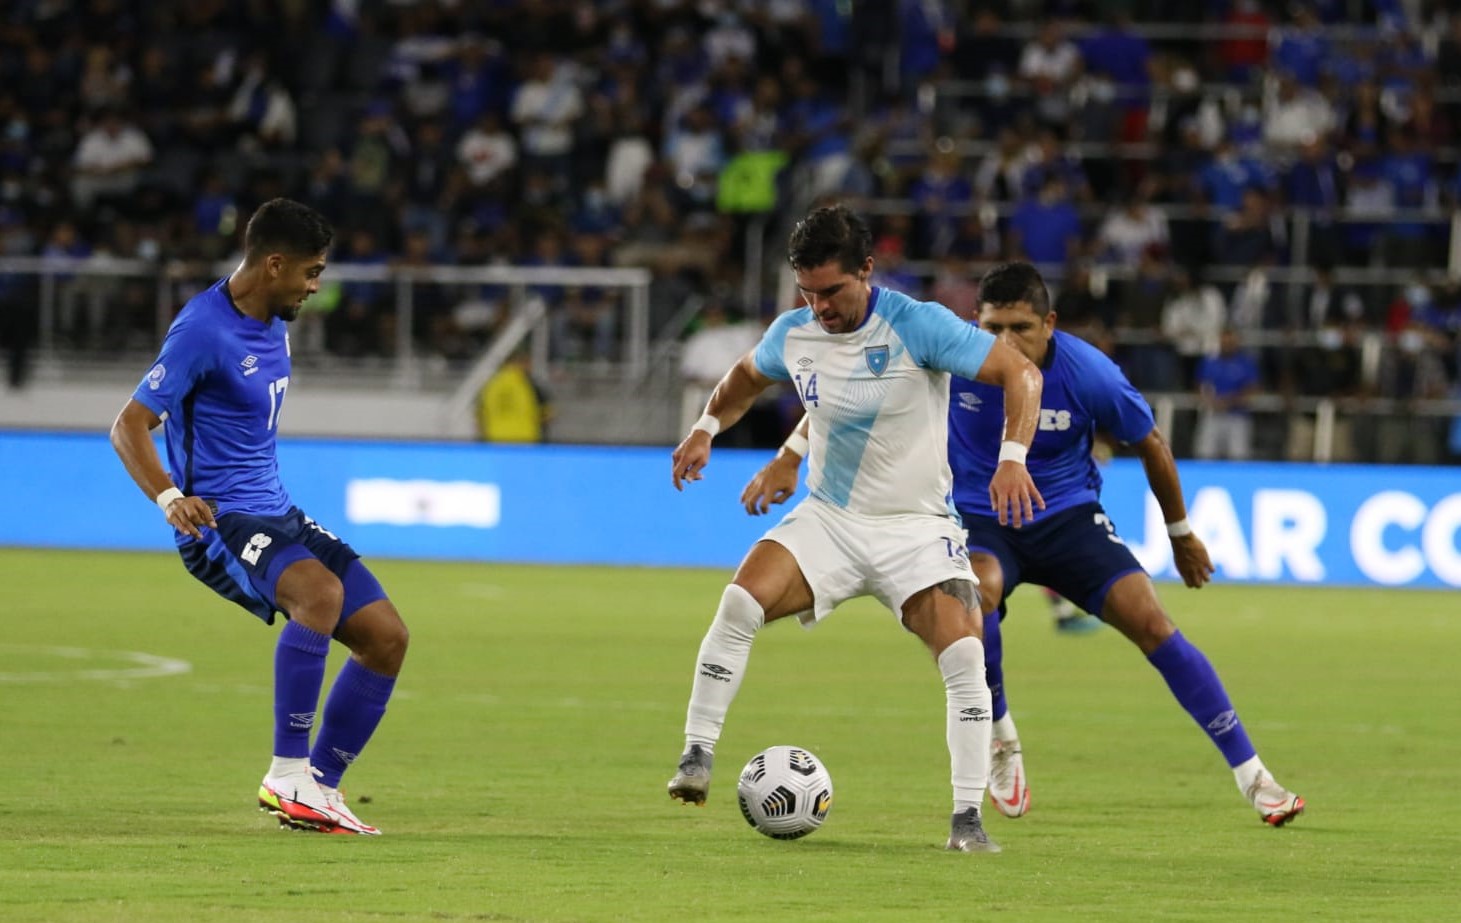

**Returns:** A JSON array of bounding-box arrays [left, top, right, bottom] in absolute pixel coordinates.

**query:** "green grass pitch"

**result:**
[[1, 547, 1457, 922]]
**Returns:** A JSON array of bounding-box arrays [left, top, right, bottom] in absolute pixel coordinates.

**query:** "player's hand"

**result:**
[[671, 431, 713, 491], [1172, 534, 1215, 588], [164, 495, 216, 540], [740, 454, 800, 515], [989, 461, 1045, 528]]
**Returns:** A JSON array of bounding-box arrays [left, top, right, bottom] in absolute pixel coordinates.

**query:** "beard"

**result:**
[[278, 303, 302, 323]]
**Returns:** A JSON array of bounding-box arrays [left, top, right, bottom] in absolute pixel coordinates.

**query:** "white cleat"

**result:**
[[987, 738, 1031, 818], [258, 767, 340, 831], [1244, 771, 1305, 828], [319, 784, 381, 835]]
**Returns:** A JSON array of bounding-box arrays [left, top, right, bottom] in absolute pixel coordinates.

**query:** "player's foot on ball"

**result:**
[[319, 784, 381, 835], [1244, 772, 1305, 827], [987, 738, 1031, 818], [667, 744, 713, 805], [946, 806, 1001, 853], [258, 769, 340, 832]]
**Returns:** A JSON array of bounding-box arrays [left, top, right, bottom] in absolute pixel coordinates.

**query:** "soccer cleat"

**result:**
[[319, 785, 381, 836], [946, 807, 1001, 853], [258, 770, 340, 832], [1244, 772, 1305, 827], [667, 744, 714, 805], [987, 738, 1031, 818]]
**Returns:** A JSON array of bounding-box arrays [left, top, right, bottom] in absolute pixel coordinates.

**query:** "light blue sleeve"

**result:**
[[1068, 336, 1155, 444], [752, 309, 806, 381], [885, 295, 995, 379], [131, 314, 216, 418]]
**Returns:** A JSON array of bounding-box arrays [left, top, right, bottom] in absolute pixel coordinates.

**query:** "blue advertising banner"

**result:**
[[2, 431, 1457, 588]]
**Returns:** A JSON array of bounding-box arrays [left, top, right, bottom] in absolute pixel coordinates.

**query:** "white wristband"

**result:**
[[782, 431, 809, 459], [692, 413, 721, 437], [1166, 518, 1193, 538], [997, 441, 1028, 465], [155, 487, 184, 513]]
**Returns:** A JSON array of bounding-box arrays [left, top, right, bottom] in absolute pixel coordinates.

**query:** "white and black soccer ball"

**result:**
[[736, 745, 833, 840]]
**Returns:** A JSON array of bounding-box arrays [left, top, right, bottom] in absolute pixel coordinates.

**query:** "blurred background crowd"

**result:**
[[1, 0, 1460, 461]]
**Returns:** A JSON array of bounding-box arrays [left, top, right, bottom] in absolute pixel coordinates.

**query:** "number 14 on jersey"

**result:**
[[794, 372, 819, 408]]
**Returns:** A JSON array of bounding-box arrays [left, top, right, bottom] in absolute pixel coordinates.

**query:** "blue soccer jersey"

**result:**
[[949, 329, 1154, 519], [132, 277, 293, 519], [753, 287, 995, 518]]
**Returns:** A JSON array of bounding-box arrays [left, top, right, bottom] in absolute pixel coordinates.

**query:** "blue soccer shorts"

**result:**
[[178, 506, 387, 625], [959, 501, 1145, 619]]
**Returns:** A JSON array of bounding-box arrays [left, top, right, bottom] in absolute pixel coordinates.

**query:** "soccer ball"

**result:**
[[736, 745, 833, 840]]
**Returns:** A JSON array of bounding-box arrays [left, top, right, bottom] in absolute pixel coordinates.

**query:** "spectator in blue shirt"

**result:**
[[1006, 174, 1082, 267], [1379, 128, 1438, 266], [1194, 328, 1261, 460], [1272, 4, 1329, 88]]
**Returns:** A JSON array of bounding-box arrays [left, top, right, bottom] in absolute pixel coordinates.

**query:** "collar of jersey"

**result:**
[[850, 287, 880, 333]]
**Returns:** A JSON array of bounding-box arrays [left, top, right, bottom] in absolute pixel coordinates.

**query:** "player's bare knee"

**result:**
[[365, 620, 409, 674], [1108, 606, 1175, 653], [285, 578, 345, 635], [903, 582, 980, 652]]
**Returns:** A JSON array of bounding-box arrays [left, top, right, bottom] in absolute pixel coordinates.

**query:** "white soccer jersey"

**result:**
[[753, 287, 997, 518]]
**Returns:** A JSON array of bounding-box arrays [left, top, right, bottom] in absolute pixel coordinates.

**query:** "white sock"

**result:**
[[267, 756, 310, 779], [684, 584, 764, 751], [993, 713, 1019, 743], [939, 636, 991, 811], [1233, 755, 1266, 794]]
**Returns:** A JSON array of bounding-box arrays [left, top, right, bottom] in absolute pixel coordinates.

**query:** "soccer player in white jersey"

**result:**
[[747, 262, 1305, 830], [665, 204, 1045, 853]]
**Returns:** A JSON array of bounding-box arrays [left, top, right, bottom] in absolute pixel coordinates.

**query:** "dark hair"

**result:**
[[787, 204, 872, 273], [244, 198, 334, 260], [978, 261, 1051, 317]]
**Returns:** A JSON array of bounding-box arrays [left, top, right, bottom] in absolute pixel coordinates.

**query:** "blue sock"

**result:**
[[982, 609, 1008, 722], [1147, 630, 1256, 768], [274, 621, 332, 758], [310, 659, 397, 789]]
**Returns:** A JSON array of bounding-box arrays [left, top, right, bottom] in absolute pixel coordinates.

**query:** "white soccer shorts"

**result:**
[[761, 497, 978, 628]]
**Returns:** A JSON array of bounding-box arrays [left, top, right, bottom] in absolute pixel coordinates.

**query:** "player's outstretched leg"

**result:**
[[669, 585, 764, 805], [1147, 629, 1305, 826]]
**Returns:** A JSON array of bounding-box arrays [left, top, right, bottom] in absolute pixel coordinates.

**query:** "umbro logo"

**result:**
[[1207, 710, 1239, 734], [699, 663, 733, 683], [796, 356, 814, 368], [289, 711, 316, 730], [332, 747, 359, 766], [959, 706, 990, 722], [957, 392, 983, 412], [240, 355, 260, 376]]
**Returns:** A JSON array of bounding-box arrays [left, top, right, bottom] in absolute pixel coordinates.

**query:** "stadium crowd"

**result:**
[[1, 0, 1460, 459]]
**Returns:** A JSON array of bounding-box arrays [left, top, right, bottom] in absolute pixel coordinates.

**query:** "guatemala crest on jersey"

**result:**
[[864, 345, 890, 377]]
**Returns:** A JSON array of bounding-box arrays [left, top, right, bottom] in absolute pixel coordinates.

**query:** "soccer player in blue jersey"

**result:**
[[109, 199, 407, 835], [665, 204, 1045, 853], [748, 261, 1305, 829]]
